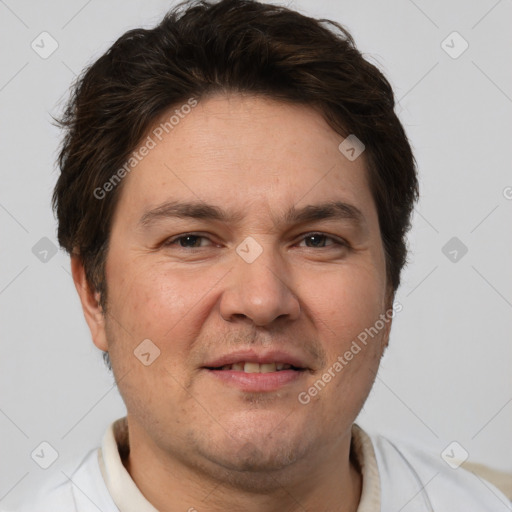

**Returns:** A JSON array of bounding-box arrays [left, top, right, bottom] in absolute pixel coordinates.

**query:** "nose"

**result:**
[[219, 241, 301, 326]]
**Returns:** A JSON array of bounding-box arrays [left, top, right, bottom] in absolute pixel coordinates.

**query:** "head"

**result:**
[[55, 0, 418, 486]]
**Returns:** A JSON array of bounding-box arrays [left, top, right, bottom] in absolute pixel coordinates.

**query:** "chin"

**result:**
[[205, 442, 308, 493], [210, 424, 311, 473], [185, 409, 317, 486]]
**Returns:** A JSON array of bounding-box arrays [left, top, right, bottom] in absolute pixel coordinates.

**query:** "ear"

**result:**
[[70, 254, 108, 352], [381, 315, 392, 352], [380, 287, 396, 352]]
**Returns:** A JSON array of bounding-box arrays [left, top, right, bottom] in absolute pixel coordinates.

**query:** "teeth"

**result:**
[[260, 363, 277, 373], [218, 362, 293, 372], [244, 362, 260, 373]]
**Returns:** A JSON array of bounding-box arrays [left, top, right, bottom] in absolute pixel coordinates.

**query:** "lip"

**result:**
[[205, 368, 305, 392], [202, 348, 310, 370]]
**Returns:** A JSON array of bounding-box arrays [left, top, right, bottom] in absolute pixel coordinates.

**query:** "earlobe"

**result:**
[[381, 288, 395, 352], [382, 322, 391, 351], [70, 254, 109, 352]]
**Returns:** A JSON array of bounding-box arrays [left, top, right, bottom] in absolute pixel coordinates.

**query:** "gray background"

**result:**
[[1, 0, 511, 507]]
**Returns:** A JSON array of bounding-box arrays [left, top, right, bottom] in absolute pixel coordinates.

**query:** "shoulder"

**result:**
[[368, 430, 512, 511], [11, 449, 118, 512]]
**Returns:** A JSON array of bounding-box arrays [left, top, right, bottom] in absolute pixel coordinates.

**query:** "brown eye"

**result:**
[[163, 233, 212, 248], [298, 233, 347, 248]]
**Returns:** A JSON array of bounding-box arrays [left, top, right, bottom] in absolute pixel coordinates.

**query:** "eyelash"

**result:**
[[162, 232, 348, 250]]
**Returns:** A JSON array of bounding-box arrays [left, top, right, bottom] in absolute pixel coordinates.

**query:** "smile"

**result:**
[[208, 362, 304, 373]]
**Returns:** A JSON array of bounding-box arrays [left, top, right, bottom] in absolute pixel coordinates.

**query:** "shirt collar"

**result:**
[[99, 417, 158, 512], [99, 417, 381, 511]]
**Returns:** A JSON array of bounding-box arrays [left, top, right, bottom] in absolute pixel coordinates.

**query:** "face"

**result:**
[[77, 93, 393, 485]]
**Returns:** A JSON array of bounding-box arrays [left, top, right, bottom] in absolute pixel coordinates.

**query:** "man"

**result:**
[[13, 0, 511, 510]]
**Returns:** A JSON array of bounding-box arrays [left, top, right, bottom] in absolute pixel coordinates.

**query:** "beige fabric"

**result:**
[[99, 418, 158, 512], [351, 423, 382, 511], [462, 461, 512, 501], [98, 417, 381, 511]]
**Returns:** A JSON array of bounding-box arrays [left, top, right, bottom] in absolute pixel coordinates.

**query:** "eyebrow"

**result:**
[[138, 199, 366, 230]]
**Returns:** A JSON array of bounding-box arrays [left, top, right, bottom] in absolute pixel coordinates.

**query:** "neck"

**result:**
[[122, 418, 362, 512]]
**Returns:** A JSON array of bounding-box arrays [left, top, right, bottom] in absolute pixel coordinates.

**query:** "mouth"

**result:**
[[205, 362, 306, 373], [202, 351, 310, 392]]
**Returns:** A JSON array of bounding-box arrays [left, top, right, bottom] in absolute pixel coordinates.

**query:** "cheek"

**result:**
[[306, 264, 385, 339], [108, 259, 195, 336], [105, 259, 225, 382]]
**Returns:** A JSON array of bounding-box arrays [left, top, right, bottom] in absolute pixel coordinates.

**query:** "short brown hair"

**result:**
[[54, 0, 418, 310]]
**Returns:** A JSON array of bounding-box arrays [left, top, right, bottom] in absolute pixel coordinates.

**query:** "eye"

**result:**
[[297, 233, 347, 249], [163, 233, 214, 249], [161, 232, 347, 250]]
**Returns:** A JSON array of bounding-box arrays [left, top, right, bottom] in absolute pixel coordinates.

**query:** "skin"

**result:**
[[72, 93, 394, 512]]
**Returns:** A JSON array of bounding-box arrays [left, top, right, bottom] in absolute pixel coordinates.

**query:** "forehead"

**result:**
[[112, 93, 377, 228]]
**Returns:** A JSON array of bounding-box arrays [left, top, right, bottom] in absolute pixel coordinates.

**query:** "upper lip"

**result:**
[[203, 349, 310, 369]]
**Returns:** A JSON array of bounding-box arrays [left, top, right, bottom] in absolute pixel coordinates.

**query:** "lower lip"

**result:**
[[204, 369, 305, 392]]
